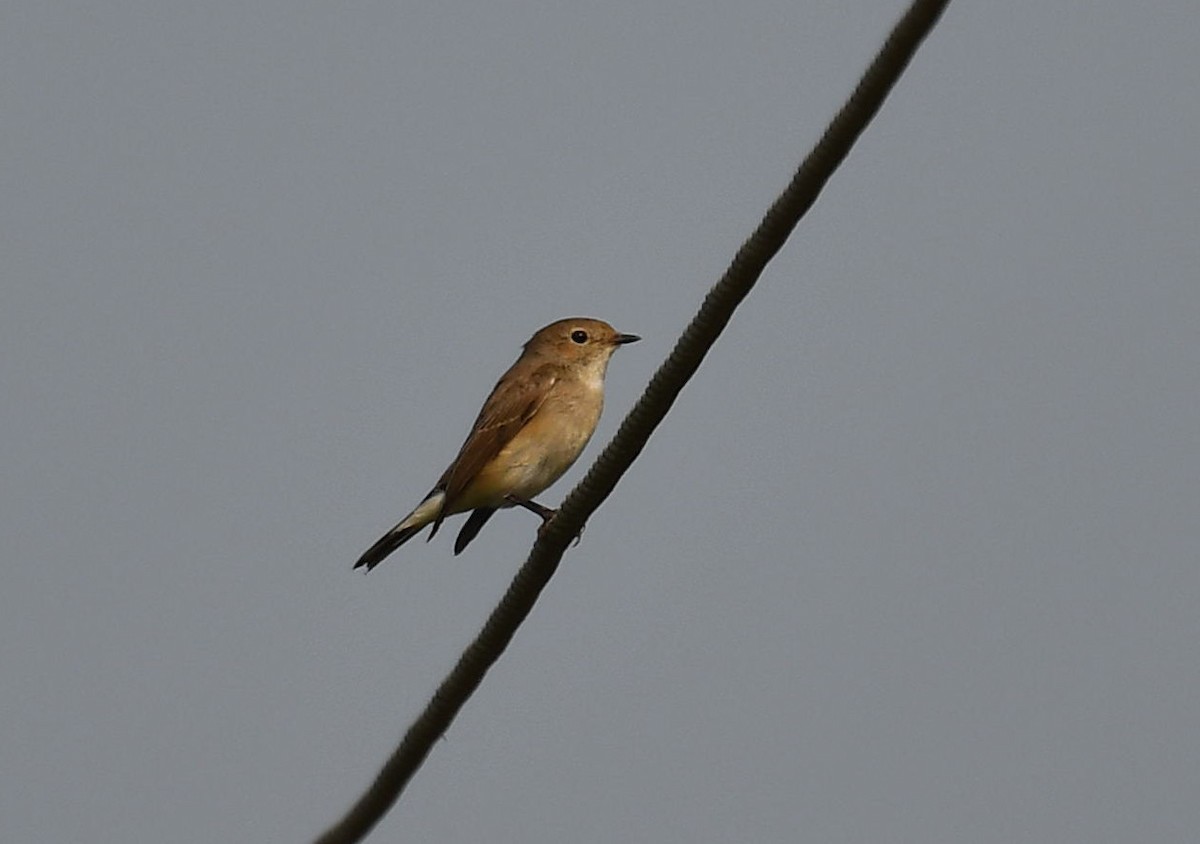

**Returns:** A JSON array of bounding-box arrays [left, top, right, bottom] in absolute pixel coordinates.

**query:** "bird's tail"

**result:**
[[353, 490, 446, 571]]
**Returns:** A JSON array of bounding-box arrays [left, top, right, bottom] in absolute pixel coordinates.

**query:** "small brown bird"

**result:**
[[354, 317, 639, 570]]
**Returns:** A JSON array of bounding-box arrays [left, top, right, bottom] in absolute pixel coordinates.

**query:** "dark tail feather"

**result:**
[[454, 508, 496, 555], [354, 523, 426, 571]]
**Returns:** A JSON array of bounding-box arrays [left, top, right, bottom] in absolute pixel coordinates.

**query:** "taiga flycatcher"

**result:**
[[354, 317, 639, 570]]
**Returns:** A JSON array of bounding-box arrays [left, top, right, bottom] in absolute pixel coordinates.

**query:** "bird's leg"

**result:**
[[505, 494, 557, 522], [505, 495, 585, 546]]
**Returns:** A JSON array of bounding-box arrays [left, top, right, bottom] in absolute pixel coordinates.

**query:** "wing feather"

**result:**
[[430, 363, 560, 532]]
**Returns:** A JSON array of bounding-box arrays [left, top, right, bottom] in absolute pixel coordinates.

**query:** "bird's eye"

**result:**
[[570, 330, 588, 344]]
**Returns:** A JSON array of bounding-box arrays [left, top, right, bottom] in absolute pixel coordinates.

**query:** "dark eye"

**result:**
[[570, 330, 588, 344]]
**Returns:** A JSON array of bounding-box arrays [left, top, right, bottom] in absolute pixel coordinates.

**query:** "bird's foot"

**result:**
[[505, 494, 557, 522], [537, 521, 586, 547], [506, 495, 585, 546]]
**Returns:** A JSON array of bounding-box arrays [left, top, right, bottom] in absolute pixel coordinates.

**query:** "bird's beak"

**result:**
[[615, 333, 641, 345]]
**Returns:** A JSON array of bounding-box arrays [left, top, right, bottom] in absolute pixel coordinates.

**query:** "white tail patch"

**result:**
[[398, 490, 446, 531]]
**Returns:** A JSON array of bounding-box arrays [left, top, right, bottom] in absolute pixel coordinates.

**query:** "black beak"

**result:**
[[615, 333, 641, 345]]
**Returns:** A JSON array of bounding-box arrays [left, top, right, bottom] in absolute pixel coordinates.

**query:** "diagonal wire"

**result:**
[[314, 1, 952, 841]]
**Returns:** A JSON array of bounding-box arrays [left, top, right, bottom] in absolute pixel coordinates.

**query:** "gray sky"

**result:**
[[3, 2, 1198, 842]]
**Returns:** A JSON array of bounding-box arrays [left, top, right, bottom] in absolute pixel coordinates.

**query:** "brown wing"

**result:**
[[432, 362, 560, 526]]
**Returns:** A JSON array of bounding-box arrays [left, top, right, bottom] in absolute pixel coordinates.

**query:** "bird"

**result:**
[[354, 317, 639, 570]]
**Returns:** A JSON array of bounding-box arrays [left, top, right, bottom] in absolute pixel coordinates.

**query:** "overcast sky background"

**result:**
[[3, 2, 1197, 842]]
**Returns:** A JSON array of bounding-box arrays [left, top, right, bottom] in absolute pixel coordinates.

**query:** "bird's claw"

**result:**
[[534, 518, 585, 546]]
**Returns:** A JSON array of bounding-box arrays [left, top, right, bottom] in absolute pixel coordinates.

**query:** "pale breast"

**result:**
[[493, 376, 605, 499]]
